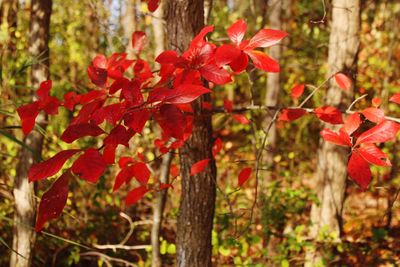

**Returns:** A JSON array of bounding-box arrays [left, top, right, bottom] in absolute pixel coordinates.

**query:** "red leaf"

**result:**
[[132, 31, 147, 54], [190, 159, 210, 176], [61, 123, 105, 143], [113, 165, 135, 191], [320, 128, 352, 147], [232, 114, 250, 124], [29, 149, 80, 182], [246, 50, 280, 72], [71, 100, 105, 125], [118, 157, 135, 168], [132, 162, 151, 184], [71, 148, 106, 183], [279, 108, 307, 122], [159, 183, 173, 190], [361, 107, 385, 123], [224, 99, 233, 112], [314, 106, 343, 124], [147, 0, 160, 12], [390, 93, 400, 104], [290, 84, 305, 99], [348, 152, 371, 190], [63, 91, 81, 111], [154, 104, 186, 139], [215, 44, 242, 66], [103, 144, 116, 164], [17, 102, 40, 135], [200, 63, 232, 85], [212, 138, 223, 157], [238, 167, 252, 186], [124, 108, 150, 133], [229, 51, 248, 73], [189, 25, 214, 48], [36, 80, 52, 99], [88, 55, 107, 87], [334, 73, 352, 90], [355, 120, 400, 146], [162, 85, 211, 104], [357, 144, 391, 167], [227, 19, 247, 45], [372, 97, 382, 107], [170, 164, 179, 177], [35, 170, 71, 231], [104, 125, 135, 147], [126, 186, 148, 206], [156, 50, 179, 64], [344, 113, 361, 135], [91, 103, 124, 125], [246, 29, 287, 50]]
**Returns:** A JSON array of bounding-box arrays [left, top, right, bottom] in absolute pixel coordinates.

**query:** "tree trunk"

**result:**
[[10, 0, 52, 266], [166, 1, 216, 266], [0, 0, 18, 100], [151, 152, 172, 267], [263, 0, 283, 167], [150, 2, 168, 266], [123, 0, 137, 58], [306, 0, 360, 265]]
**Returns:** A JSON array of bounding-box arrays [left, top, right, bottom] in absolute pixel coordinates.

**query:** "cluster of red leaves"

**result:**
[[279, 78, 400, 190], [17, 20, 287, 231]]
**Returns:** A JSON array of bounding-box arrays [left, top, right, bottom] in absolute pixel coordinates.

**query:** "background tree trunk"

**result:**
[[150, 2, 168, 266], [306, 0, 360, 265], [10, 0, 52, 266], [123, 0, 137, 58], [166, 1, 216, 266], [263, 0, 283, 167]]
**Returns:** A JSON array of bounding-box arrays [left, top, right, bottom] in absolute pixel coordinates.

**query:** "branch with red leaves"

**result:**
[[16, 19, 288, 231]]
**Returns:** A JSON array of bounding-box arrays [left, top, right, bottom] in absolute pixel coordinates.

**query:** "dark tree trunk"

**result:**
[[166, 1, 216, 266], [10, 0, 52, 266]]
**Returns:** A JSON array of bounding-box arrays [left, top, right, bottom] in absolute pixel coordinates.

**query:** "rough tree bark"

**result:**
[[166, 1, 216, 266], [0, 0, 18, 99], [10, 0, 52, 266], [306, 0, 360, 265]]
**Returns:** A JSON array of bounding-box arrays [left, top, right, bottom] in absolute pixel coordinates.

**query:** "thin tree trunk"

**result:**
[[166, 1, 216, 266], [151, 152, 172, 267], [0, 0, 18, 100], [306, 0, 360, 265], [151, 0, 164, 57], [123, 0, 137, 58], [262, 0, 284, 258], [150, 4, 168, 266], [264, 0, 283, 166], [10, 0, 52, 266]]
